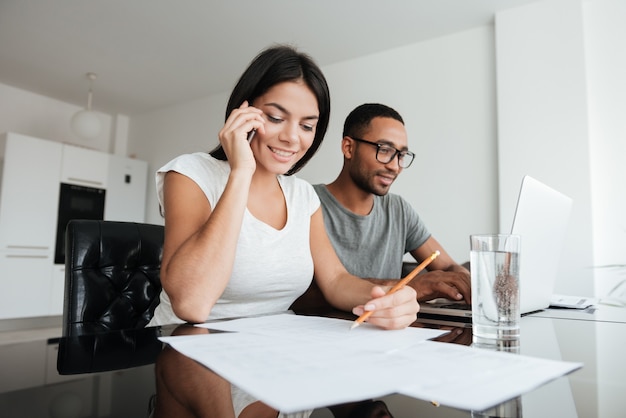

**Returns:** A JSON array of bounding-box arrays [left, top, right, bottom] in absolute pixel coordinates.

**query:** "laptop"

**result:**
[[418, 175, 573, 323]]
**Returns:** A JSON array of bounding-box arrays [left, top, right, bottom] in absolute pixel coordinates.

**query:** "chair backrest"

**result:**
[[63, 220, 164, 336]]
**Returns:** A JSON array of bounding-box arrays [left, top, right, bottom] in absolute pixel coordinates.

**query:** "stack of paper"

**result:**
[[160, 313, 581, 413]]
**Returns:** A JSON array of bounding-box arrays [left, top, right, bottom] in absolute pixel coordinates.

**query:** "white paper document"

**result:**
[[159, 314, 581, 413]]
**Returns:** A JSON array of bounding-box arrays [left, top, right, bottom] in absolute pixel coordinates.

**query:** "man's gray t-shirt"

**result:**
[[314, 184, 430, 279]]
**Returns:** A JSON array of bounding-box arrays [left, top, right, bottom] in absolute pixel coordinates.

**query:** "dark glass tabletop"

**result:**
[[55, 308, 626, 417]]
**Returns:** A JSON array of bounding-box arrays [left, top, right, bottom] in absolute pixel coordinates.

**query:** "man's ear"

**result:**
[[341, 136, 355, 159]]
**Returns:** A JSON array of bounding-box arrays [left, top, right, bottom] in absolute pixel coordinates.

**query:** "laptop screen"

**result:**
[[418, 175, 573, 320], [511, 176, 573, 314]]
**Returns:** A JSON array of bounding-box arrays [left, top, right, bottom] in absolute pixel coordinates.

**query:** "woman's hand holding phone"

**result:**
[[219, 101, 264, 173]]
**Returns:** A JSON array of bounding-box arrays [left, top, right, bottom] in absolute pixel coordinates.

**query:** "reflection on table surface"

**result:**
[[55, 309, 626, 418], [529, 302, 626, 323]]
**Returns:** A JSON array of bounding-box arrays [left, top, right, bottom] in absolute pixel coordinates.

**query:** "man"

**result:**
[[313, 103, 471, 304]]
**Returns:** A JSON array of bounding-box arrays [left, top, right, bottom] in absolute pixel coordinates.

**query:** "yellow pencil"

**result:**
[[350, 250, 441, 330]]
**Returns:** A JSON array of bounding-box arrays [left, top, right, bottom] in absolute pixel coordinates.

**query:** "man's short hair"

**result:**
[[343, 103, 404, 138]]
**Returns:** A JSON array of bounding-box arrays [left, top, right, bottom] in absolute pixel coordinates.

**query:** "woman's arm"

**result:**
[[161, 103, 264, 323], [160, 169, 252, 323], [309, 208, 418, 329]]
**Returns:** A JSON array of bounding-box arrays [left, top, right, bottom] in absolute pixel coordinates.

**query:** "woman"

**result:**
[[151, 45, 418, 418]]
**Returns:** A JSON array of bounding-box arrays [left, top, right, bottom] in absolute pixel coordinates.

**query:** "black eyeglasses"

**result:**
[[350, 137, 415, 168]]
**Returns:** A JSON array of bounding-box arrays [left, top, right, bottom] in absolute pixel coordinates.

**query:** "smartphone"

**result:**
[[247, 129, 256, 142]]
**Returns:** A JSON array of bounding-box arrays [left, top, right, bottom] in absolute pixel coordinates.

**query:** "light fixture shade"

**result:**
[[71, 109, 102, 140], [71, 72, 102, 140]]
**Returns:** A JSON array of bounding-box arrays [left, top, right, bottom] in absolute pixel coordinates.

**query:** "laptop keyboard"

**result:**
[[438, 303, 472, 310]]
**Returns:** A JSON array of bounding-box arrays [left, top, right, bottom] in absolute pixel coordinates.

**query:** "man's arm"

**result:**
[[408, 236, 471, 303], [365, 237, 471, 303]]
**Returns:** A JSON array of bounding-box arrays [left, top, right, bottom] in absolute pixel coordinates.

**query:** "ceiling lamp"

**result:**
[[71, 72, 102, 140]]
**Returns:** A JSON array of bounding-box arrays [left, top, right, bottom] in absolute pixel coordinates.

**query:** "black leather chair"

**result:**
[[62, 220, 164, 337]]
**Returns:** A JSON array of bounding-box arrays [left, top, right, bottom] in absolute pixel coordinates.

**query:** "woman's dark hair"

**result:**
[[209, 44, 330, 176]]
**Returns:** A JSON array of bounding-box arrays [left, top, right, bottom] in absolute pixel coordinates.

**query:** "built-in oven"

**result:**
[[54, 183, 106, 264]]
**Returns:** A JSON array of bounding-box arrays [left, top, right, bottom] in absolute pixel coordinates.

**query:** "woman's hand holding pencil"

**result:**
[[350, 250, 441, 330]]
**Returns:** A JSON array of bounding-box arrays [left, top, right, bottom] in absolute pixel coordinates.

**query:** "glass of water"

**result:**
[[470, 234, 521, 344]]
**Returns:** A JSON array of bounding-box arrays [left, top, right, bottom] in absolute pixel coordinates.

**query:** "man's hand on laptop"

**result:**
[[411, 270, 471, 304]]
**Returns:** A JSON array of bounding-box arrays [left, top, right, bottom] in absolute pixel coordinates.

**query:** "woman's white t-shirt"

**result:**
[[148, 152, 319, 326]]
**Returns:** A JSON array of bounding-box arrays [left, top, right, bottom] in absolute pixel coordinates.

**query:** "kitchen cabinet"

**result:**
[[0, 133, 62, 320], [0, 251, 54, 319], [60, 143, 108, 188], [105, 154, 148, 222], [0, 133, 62, 251], [49, 265, 65, 316], [0, 132, 148, 320]]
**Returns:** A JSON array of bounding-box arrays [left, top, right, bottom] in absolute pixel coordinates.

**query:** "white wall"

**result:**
[[583, 0, 626, 297], [495, 0, 626, 297], [582, 3, 626, 414], [495, 0, 593, 296], [302, 26, 499, 263], [0, 83, 114, 153], [130, 26, 499, 264], [2, 0, 622, 298]]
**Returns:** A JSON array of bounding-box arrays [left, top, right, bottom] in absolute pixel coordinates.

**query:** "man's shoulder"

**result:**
[[375, 192, 418, 219], [312, 183, 331, 199]]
